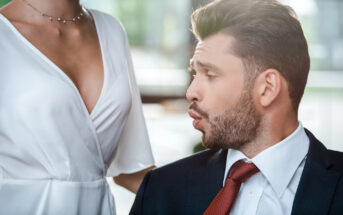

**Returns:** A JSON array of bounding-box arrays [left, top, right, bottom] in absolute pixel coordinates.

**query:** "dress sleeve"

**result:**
[[106, 32, 155, 177]]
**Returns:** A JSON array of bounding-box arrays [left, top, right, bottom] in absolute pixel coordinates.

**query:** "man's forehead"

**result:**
[[189, 58, 194, 67], [195, 34, 235, 50], [191, 40, 212, 66], [195, 40, 204, 49], [192, 41, 206, 59], [195, 35, 234, 58], [190, 48, 217, 70], [190, 36, 232, 66]]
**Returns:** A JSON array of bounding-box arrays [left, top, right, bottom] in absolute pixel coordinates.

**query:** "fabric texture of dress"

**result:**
[[0, 9, 154, 215]]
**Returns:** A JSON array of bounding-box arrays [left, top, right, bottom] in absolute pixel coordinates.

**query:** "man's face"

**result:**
[[187, 33, 261, 149]]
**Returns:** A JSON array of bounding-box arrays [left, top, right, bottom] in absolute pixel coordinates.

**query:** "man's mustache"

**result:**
[[189, 103, 209, 119]]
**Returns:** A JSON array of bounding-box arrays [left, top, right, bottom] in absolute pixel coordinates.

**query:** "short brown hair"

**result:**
[[192, 0, 310, 111]]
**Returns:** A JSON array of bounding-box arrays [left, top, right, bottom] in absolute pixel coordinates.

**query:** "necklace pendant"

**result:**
[[49, 16, 53, 21], [63, 19, 67, 24], [57, 17, 62, 22]]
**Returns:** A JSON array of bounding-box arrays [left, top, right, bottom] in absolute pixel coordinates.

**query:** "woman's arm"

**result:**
[[113, 165, 156, 193]]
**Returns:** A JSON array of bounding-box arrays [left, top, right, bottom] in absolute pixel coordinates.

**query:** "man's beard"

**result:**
[[191, 88, 261, 150]]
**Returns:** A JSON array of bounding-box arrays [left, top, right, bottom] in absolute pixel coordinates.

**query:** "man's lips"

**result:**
[[188, 109, 203, 129]]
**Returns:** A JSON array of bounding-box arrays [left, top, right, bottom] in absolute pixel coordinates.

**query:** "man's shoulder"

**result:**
[[327, 149, 343, 171], [150, 148, 227, 178], [131, 149, 227, 214], [306, 128, 343, 172], [138, 148, 226, 198]]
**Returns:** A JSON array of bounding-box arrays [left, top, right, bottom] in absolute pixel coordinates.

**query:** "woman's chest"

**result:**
[[0, 45, 131, 126], [13, 23, 105, 114]]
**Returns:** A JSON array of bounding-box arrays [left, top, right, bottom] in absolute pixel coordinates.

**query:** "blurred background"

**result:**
[[1, 0, 342, 214]]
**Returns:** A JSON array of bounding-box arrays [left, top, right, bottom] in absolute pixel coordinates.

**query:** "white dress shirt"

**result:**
[[0, 10, 154, 215], [223, 123, 309, 215]]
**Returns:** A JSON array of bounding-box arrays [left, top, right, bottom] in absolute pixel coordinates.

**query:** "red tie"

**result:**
[[203, 160, 259, 215]]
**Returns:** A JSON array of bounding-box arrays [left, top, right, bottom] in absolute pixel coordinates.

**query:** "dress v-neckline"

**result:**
[[0, 9, 107, 118]]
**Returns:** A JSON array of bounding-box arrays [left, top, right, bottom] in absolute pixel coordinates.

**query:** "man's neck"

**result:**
[[239, 115, 299, 159]]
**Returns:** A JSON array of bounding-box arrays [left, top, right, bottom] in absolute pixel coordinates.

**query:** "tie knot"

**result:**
[[228, 160, 259, 183]]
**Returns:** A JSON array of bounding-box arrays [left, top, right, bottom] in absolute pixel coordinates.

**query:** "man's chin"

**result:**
[[201, 133, 240, 150], [201, 134, 222, 149], [202, 142, 222, 150]]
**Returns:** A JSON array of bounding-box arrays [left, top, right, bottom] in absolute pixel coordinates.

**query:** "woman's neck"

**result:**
[[14, 0, 82, 20]]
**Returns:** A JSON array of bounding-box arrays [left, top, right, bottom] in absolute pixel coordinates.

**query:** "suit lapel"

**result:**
[[291, 129, 342, 215], [187, 149, 228, 214]]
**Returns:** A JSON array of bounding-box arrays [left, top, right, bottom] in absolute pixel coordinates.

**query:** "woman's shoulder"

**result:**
[[88, 9, 126, 36], [0, 7, 12, 31], [0, 11, 16, 43]]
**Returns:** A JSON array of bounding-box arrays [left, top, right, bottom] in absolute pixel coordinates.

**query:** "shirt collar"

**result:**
[[224, 122, 310, 197]]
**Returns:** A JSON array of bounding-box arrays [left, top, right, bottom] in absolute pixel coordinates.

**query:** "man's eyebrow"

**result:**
[[195, 61, 219, 71], [188, 60, 219, 73]]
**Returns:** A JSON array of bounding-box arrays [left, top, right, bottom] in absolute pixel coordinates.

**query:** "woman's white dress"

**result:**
[[0, 9, 154, 215]]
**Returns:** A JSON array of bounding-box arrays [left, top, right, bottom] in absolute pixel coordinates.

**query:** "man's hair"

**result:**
[[191, 0, 310, 111]]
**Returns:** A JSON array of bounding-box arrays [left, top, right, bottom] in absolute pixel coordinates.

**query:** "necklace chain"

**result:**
[[22, 0, 84, 24]]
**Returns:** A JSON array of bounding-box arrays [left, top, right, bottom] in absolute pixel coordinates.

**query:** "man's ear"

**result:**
[[255, 69, 282, 107]]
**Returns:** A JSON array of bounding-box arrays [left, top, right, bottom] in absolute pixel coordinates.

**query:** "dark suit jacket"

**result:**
[[130, 130, 343, 215]]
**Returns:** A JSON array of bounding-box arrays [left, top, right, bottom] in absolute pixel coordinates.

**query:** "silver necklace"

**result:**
[[22, 0, 84, 24]]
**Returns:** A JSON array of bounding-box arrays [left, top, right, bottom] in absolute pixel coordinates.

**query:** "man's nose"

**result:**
[[186, 79, 202, 103]]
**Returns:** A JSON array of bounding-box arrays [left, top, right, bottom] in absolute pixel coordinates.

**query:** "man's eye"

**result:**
[[206, 72, 216, 80]]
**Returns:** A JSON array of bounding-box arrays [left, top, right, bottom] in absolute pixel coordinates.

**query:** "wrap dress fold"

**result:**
[[0, 9, 154, 215]]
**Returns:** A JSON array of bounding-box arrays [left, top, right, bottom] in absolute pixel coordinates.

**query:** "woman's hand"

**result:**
[[113, 165, 156, 193]]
